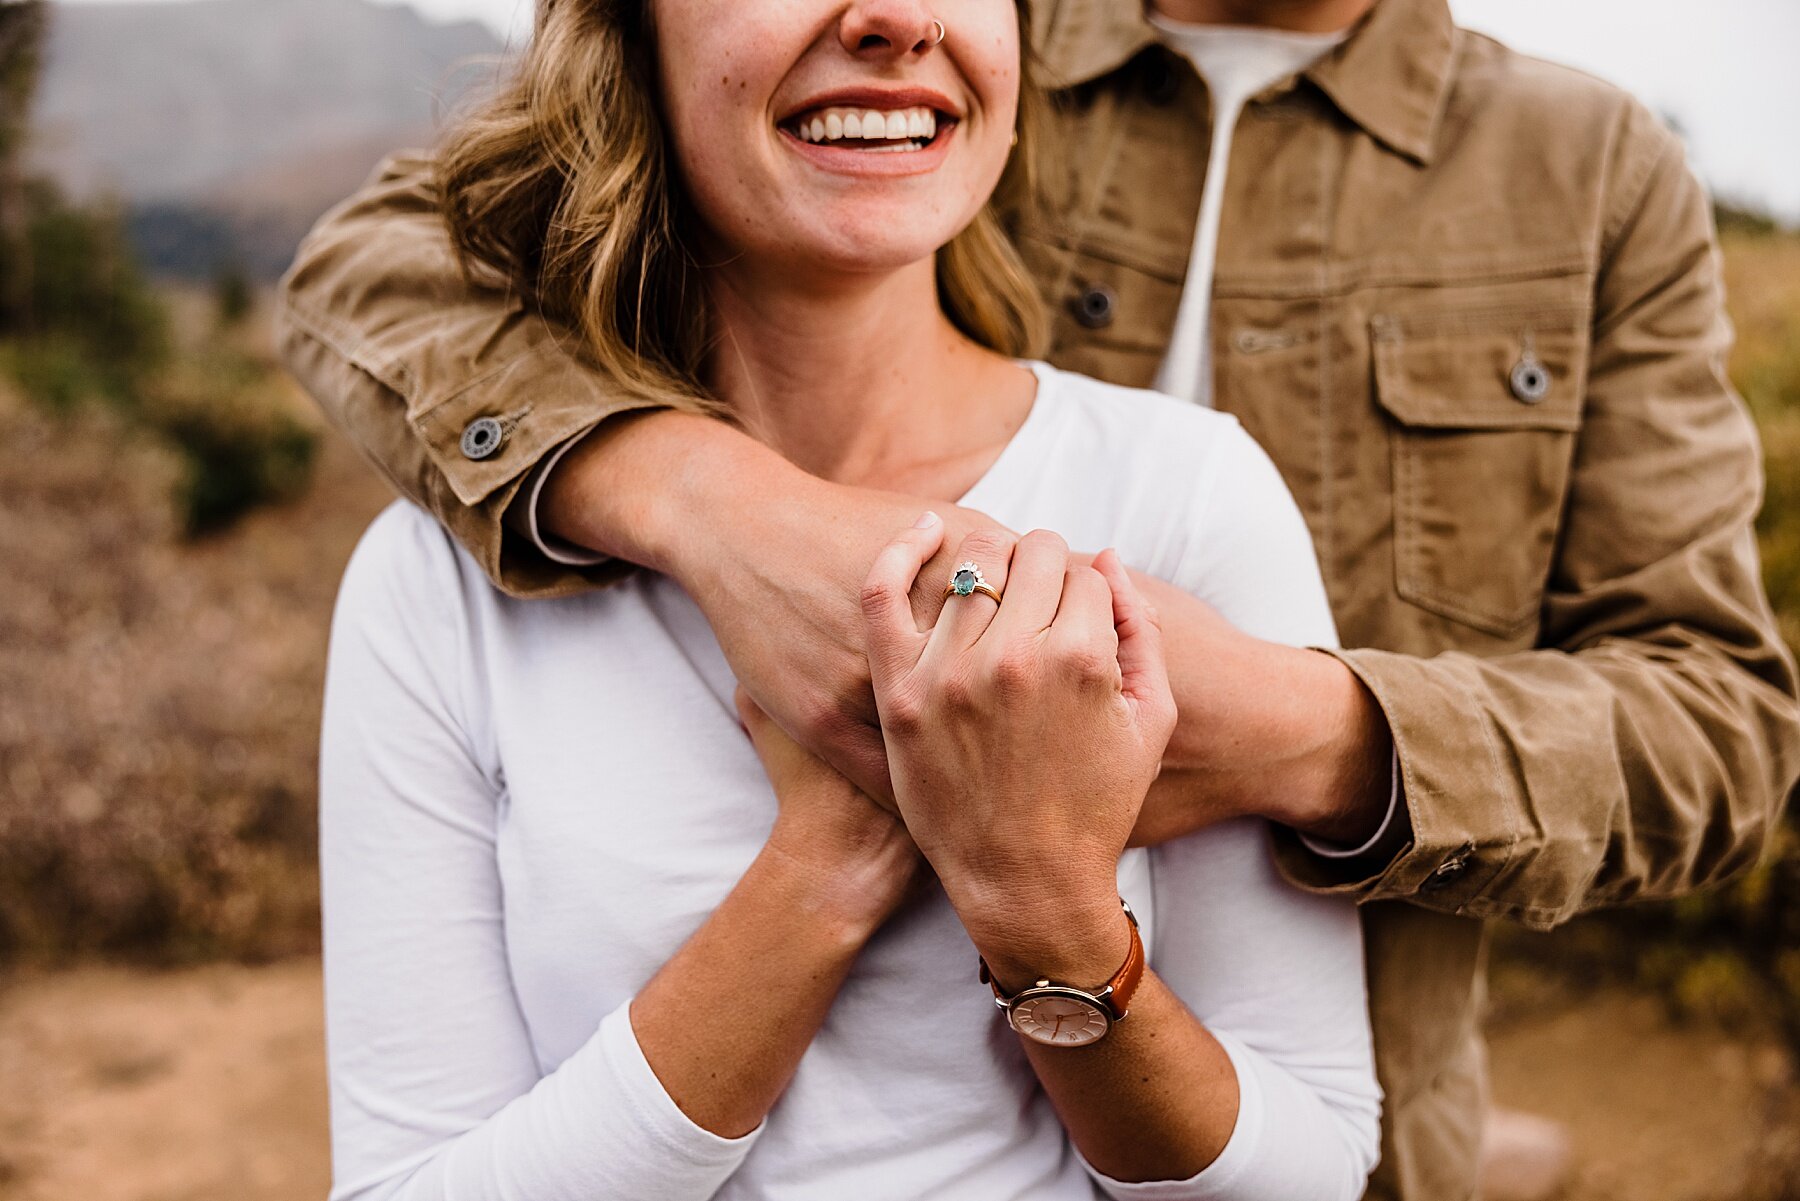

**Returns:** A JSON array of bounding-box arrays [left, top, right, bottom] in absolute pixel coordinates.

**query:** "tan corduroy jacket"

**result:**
[[276, 0, 1800, 1196]]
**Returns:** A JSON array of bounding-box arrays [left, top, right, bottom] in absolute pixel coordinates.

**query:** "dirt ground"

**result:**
[[0, 961, 1790, 1201]]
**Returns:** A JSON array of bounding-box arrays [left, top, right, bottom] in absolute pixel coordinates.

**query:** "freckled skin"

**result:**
[[651, 0, 1020, 281]]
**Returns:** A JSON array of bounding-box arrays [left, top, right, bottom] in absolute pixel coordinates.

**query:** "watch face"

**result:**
[[1010, 991, 1111, 1047]]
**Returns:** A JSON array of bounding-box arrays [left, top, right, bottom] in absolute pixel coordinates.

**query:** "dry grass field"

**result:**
[[1, 231, 1797, 1199]]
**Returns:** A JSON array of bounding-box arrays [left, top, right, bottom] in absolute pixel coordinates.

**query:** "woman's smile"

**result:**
[[653, 2, 1016, 271], [776, 85, 962, 177]]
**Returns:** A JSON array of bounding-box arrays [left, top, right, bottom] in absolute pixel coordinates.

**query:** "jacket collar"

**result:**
[[1305, 0, 1457, 163], [1035, 0, 1458, 164], [1031, 0, 1160, 90]]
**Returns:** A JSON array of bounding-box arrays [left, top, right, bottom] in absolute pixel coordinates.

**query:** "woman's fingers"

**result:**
[[923, 527, 1017, 661], [1046, 563, 1120, 684], [1095, 549, 1172, 714], [862, 511, 948, 688], [981, 529, 1069, 643]]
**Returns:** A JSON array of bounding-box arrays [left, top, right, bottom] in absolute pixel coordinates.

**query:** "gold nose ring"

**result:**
[[930, 19, 946, 46]]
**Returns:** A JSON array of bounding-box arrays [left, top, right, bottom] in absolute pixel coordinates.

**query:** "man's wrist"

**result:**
[[538, 408, 807, 579], [1242, 646, 1394, 844]]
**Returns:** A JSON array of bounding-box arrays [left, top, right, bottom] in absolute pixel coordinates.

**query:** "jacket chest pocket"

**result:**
[[1372, 309, 1589, 639]]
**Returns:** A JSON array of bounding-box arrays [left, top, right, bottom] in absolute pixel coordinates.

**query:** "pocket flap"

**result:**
[[1371, 311, 1587, 432]]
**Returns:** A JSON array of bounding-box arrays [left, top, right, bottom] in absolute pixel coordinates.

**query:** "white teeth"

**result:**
[[788, 105, 943, 149]]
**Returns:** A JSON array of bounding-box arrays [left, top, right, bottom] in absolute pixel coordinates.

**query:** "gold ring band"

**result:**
[[943, 581, 1002, 604]]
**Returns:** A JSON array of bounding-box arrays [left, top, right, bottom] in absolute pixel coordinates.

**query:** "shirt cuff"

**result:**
[[1298, 747, 1402, 860], [1079, 1029, 1265, 1199], [600, 1000, 764, 1167], [524, 432, 611, 567]]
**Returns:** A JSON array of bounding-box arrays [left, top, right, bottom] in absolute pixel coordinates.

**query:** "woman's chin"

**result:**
[[780, 224, 959, 277]]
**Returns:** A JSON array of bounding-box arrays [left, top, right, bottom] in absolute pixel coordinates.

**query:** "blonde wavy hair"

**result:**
[[438, 0, 1050, 413]]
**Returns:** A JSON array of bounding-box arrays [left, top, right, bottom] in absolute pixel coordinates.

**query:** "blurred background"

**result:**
[[0, 1, 1794, 1199]]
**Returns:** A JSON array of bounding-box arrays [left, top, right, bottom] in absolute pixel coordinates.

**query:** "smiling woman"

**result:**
[[438, 0, 1048, 413], [316, 2, 1382, 1199]]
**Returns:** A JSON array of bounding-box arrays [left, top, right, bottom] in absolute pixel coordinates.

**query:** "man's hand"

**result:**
[[538, 408, 1011, 802], [693, 479, 1010, 803]]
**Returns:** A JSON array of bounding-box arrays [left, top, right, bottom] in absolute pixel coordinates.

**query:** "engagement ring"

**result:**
[[943, 561, 1002, 604]]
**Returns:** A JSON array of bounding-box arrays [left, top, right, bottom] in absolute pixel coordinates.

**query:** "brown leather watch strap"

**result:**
[[980, 899, 1145, 1020], [1105, 902, 1145, 1019]]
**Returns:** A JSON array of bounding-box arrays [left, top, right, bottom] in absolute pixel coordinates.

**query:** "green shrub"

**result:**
[[0, 333, 110, 413], [15, 180, 169, 398], [145, 351, 319, 536], [213, 260, 253, 327], [0, 180, 318, 537]]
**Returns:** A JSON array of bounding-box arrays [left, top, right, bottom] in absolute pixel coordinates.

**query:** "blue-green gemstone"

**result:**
[[952, 568, 977, 596]]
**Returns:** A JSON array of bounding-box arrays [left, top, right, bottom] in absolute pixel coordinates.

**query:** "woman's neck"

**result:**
[[700, 256, 1034, 499]]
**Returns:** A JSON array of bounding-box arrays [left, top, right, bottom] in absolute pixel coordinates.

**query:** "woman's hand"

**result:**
[[860, 517, 1177, 987], [737, 691, 921, 937]]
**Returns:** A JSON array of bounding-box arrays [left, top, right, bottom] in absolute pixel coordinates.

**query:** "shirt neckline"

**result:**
[[1146, 14, 1352, 48]]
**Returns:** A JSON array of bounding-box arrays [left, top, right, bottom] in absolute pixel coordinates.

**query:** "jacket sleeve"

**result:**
[[1273, 104, 1800, 930], [276, 150, 673, 598]]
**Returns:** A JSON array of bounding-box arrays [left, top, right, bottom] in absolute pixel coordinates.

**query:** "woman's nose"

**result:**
[[838, 1, 941, 61]]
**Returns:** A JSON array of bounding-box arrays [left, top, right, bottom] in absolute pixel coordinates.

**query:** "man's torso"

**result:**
[[1017, 1, 1680, 1196]]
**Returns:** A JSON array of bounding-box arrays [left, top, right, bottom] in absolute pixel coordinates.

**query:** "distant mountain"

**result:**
[[30, 0, 507, 277]]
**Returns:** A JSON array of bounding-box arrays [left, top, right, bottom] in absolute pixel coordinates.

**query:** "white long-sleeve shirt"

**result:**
[[319, 361, 1382, 1201]]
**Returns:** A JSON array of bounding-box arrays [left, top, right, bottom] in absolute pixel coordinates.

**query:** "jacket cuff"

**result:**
[[1270, 647, 1522, 911], [415, 360, 666, 596], [407, 349, 667, 510]]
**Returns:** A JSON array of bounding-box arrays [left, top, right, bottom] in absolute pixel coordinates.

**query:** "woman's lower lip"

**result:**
[[779, 122, 959, 177]]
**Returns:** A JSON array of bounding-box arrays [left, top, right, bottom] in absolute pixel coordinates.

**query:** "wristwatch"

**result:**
[[978, 899, 1143, 1047]]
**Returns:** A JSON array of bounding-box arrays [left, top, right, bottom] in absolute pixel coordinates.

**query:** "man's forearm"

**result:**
[[537, 408, 790, 574], [1131, 574, 1395, 848]]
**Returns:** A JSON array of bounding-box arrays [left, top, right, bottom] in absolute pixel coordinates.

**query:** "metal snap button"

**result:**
[[1070, 284, 1117, 330], [1510, 353, 1550, 404], [1422, 851, 1471, 891], [460, 416, 507, 461], [1140, 53, 1179, 105]]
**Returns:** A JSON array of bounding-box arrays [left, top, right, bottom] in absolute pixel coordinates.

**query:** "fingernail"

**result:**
[[913, 511, 941, 529]]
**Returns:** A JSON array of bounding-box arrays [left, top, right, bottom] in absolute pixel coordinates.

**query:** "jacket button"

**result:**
[[461, 416, 507, 461], [1140, 53, 1180, 105], [1422, 852, 1471, 891], [1509, 354, 1550, 403], [1070, 284, 1117, 330]]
